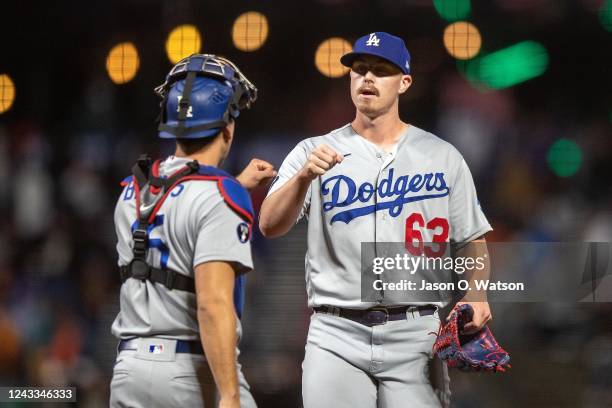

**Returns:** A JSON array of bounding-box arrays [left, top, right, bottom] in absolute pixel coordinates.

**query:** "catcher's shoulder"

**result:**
[[173, 172, 253, 223]]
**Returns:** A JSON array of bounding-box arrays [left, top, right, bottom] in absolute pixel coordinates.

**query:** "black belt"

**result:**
[[118, 338, 204, 354], [314, 305, 436, 327]]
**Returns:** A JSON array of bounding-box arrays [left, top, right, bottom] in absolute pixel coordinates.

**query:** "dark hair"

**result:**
[[174, 118, 234, 155], [175, 132, 220, 155]]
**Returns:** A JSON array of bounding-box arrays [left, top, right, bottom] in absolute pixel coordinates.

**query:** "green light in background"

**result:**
[[547, 139, 583, 177], [433, 0, 471, 22], [460, 41, 549, 89], [600, 0, 612, 32]]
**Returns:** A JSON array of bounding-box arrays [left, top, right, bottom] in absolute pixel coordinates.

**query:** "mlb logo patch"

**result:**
[[149, 344, 164, 354], [237, 222, 250, 243]]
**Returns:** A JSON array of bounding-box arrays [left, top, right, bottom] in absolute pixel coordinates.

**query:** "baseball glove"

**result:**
[[432, 304, 511, 373]]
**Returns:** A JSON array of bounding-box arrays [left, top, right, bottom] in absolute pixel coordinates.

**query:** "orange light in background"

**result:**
[[443, 22, 481, 60], [106, 42, 140, 84], [315, 38, 352, 78], [232, 11, 269, 52], [0, 74, 15, 113], [166, 25, 202, 64]]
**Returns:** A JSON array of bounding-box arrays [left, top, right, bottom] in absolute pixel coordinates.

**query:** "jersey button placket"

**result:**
[[375, 166, 388, 305], [374, 165, 385, 247]]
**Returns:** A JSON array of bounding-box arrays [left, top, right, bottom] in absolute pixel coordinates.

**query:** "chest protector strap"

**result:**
[[120, 155, 201, 293]]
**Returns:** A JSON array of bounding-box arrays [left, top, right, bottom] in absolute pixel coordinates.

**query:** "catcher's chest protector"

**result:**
[[118, 155, 254, 293]]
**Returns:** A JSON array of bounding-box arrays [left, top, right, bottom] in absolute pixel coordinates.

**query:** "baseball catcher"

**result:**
[[109, 54, 275, 408]]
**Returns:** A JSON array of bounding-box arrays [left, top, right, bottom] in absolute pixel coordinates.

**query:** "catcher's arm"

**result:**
[[235, 158, 277, 192], [195, 261, 240, 408], [453, 236, 492, 334]]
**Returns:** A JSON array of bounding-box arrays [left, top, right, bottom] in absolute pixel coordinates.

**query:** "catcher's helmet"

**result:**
[[154, 54, 257, 139]]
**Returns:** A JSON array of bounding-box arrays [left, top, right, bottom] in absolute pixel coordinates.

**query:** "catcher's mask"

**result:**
[[154, 54, 257, 139]]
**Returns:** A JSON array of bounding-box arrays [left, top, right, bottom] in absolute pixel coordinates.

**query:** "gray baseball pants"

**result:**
[[110, 337, 256, 408], [302, 308, 450, 408]]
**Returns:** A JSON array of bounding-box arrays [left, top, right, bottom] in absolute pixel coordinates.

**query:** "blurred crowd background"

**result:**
[[0, 0, 611, 407]]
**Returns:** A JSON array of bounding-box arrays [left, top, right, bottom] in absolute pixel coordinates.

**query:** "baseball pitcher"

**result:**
[[259, 32, 493, 408]]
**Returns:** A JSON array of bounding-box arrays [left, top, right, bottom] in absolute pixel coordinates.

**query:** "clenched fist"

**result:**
[[236, 158, 277, 191], [299, 144, 344, 181]]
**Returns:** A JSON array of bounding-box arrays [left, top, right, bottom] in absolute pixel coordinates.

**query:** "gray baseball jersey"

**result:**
[[111, 156, 253, 340], [267, 124, 492, 309]]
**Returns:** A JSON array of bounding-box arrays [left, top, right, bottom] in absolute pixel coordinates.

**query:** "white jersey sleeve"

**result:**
[[267, 140, 311, 221], [449, 157, 492, 243], [193, 197, 253, 275]]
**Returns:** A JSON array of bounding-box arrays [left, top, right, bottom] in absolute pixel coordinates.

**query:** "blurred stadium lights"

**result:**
[[0, 74, 15, 113], [443, 21, 481, 60], [547, 138, 583, 177], [314, 37, 352, 78], [600, 0, 612, 31], [105, 42, 140, 85], [232, 11, 269, 52], [459, 41, 549, 90], [165, 24, 202, 64], [433, 0, 471, 22]]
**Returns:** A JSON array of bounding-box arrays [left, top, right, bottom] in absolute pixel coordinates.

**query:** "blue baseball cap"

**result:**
[[341, 32, 411, 74]]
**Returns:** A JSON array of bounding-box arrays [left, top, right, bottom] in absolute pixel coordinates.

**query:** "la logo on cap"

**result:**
[[365, 33, 380, 47]]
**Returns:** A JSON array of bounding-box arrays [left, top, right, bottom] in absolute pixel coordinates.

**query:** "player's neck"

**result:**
[[174, 146, 223, 167], [351, 110, 407, 151]]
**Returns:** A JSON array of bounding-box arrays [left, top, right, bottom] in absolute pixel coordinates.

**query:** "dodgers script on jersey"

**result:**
[[112, 156, 253, 340], [267, 124, 492, 309]]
